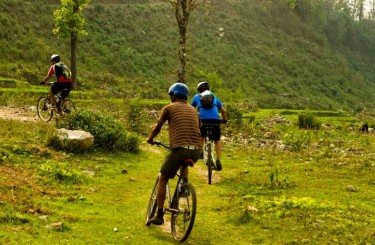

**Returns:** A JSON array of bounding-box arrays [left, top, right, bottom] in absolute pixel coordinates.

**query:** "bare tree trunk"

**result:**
[[70, 0, 79, 89], [71, 34, 77, 89], [371, 0, 375, 20], [176, 0, 190, 84], [169, 0, 208, 83], [357, 0, 364, 21]]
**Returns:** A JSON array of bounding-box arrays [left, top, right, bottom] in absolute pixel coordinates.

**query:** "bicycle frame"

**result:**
[[164, 167, 185, 213], [203, 125, 216, 184]]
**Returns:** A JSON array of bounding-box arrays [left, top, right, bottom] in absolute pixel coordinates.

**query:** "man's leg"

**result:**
[[150, 174, 168, 225], [215, 140, 221, 160], [49, 83, 62, 113], [49, 89, 56, 106], [215, 140, 222, 171]]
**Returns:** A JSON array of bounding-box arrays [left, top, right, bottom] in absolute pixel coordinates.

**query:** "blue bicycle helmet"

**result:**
[[168, 83, 189, 99]]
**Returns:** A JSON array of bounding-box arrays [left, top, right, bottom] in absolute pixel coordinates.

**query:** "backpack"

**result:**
[[200, 90, 215, 109], [54, 62, 72, 80]]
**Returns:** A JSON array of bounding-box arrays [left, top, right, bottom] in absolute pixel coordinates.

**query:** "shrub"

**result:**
[[226, 104, 243, 127], [128, 100, 144, 132], [56, 110, 140, 152], [297, 112, 321, 129]]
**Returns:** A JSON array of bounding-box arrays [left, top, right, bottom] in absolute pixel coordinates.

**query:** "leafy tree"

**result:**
[[53, 0, 91, 88], [166, 0, 210, 83]]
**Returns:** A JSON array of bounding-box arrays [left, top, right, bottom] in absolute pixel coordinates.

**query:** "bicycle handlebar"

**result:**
[[151, 141, 170, 149], [40, 81, 54, 86]]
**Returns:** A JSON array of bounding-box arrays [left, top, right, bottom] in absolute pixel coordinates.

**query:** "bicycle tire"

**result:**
[[145, 174, 159, 226], [61, 99, 76, 117], [207, 143, 213, 185], [37, 96, 53, 122], [171, 183, 197, 242]]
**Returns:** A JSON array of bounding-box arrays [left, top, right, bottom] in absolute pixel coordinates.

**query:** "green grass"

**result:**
[[1, 102, 375, 244]]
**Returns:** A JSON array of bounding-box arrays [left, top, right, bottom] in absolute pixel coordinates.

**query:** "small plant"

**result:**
[[39, 162, 90, 184], [269, 167, 291, 189], [269, 167, 279, 189], [297, 112, 321, 129]]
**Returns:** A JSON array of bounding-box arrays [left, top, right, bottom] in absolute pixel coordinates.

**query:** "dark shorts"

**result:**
[[51, 82, 72, 99], [201, 119, 221, 141], [160, 148, 201, 178]]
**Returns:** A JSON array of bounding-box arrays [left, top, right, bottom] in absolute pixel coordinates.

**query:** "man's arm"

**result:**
[[191, 94, 198, 107], [219, 106, 227, 123], [41, 74, 52, 84], [147, 108, 167, 144], [147, 122, 163, 144], [41, 66, 54, 83]]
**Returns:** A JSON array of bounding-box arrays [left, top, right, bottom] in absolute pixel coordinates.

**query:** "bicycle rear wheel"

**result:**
[[171, 183, 197, 242], [206, 143, 213, 185], [61, 99, 76, 117], [37, 96, 53, 122], [145, 174, 159, 226]]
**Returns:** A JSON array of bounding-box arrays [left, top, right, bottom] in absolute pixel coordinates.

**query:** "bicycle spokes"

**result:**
[[171, 183, 196, 242]]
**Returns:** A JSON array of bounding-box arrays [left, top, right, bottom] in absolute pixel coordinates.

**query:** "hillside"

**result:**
[[1, 0, 375, 112]]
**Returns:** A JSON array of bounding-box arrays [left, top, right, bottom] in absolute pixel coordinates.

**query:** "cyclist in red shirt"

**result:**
[[41, 54, 72, 113]]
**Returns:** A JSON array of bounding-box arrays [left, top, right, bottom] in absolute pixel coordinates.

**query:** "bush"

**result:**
[[297, 112, 321, 129], [56, 110, 140, 152], [226, 104, 243, 127]]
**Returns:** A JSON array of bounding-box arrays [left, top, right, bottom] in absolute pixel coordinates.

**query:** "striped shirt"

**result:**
[[158, 101, 202, 149]]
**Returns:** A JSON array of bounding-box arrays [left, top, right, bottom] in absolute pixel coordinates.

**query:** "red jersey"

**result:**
[[47, 64, 72, 83]]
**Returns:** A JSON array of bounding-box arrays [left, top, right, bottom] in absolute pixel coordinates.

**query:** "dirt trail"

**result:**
[[0, 106, 39, 122]]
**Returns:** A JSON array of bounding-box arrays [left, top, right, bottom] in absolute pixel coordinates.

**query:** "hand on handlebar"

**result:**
[[147, 138, 158, 145]]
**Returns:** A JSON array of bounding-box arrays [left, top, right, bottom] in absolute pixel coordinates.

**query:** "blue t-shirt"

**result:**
[[191, 92, 222, 120]]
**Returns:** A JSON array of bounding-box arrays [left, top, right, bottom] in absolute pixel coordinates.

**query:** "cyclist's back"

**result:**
[[191, 81, 227, 171]]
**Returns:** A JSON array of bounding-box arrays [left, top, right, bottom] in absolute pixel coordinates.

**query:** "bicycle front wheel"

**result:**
[[145, 174, 159, 226], [171, 183, 197, 242], [37, 96, 53, 122]]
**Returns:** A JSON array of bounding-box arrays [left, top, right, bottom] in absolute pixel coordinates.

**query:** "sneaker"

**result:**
[[53, 105, 61, 114], [62, 108, 71, 114], [216, 160, 222, 171], [149, 216, 164, 225]]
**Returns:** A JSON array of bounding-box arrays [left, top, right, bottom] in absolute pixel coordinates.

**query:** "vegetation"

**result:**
[[1, 103, 375, 243], [2, 0, 375, 243], [56, 109, 140, 152], [1, 0, 375, 112]]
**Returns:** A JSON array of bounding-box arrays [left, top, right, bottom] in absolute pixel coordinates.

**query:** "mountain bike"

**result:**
[[145, 142, 197, 243], [37, 82, 75, 122], [203, 124, 216, 184]]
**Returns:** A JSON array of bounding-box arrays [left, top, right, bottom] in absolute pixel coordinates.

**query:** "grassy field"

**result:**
[[0, 97, 375, 244]]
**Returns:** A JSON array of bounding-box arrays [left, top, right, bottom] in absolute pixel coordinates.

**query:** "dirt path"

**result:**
[[0, 106, 39, 122]]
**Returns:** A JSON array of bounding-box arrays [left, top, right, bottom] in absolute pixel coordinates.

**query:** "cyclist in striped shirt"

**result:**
[[147, 82, 202, 225]]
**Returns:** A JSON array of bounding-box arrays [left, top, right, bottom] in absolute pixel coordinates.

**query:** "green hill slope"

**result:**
[[1, 0, 375, 112]]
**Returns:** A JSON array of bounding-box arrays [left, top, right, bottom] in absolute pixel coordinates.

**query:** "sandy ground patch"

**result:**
[[0, 106, 39, 122]]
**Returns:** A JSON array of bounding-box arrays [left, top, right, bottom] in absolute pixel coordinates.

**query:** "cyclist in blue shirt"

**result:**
[[191, 81, 227, 171]]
